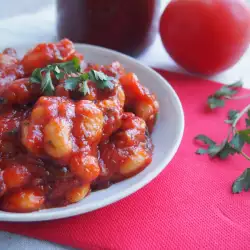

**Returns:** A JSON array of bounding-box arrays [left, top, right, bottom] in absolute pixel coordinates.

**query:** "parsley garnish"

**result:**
[[30, 57, 81, 96], [196, 80, 250, 194], [224, 109, 239, 124], [79, 81, 90, 96], [30, 60, 114, 97], [232, 168, 250, 193], [41, 71, 55, 96], [195, 133, 243, 159], [88, 70, 114, 89], [195, 97, 250, 193], [63, 70, 114, 96], [245, 110, 250, 127], [65, 77, 83, 91], [207, 80, 243, 109]]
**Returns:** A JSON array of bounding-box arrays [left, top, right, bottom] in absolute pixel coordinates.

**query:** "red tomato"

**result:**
[[160, 0, 250, 75]]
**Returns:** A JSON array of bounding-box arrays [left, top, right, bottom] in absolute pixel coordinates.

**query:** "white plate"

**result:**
[[0, 44, 184, 222]]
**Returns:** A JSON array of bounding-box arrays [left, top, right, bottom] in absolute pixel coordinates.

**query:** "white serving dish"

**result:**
[[0, 43, 184, 221]]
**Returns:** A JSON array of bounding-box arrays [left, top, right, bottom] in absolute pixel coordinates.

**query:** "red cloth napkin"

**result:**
[[1, 70, 250, 250]]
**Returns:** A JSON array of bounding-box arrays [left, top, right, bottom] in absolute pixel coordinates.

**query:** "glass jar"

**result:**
[[56, 0, 161, 57]]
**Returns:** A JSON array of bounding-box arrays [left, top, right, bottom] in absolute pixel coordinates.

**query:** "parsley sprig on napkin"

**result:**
[[195, 81, 250, 193]]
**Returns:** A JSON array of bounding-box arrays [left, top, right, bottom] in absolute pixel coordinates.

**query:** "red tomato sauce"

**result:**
[[0, 39, 159, 213]]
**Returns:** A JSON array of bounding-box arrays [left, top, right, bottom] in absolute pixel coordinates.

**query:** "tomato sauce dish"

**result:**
[[0, 40, 184, 221]]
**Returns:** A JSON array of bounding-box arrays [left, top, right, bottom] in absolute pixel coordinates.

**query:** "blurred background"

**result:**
[[1, 0, 249, 19], [0, 0, 166, 50], [0, 0, 250, 84], [0, 0, 53, 19]]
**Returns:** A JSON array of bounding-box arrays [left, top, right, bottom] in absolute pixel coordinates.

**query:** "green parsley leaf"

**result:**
[[207, 80, 243, 109], [41, 71, 55, 96], [30, 60, 113, 97], [238, 128, 250, 144], [245, 110, 250, 127], [55, 57, 81, 74], [53, 66, 65, 80], [80, 73, 89, 81], [232, 168, 250, 193], [207, 140, 229, 158], [214, 86, 237, 97], [228, 80, 243, 88], [54, 66, 60, 74], [90, 70, 107, 81], [245, 118, 250, 127], [207, 97, 225, 109], [229, 133, 245, 152], [218, 143, 237, 159], [30, 68, 42, 84], [88, 70, 114, 90], [195, 134, 216, 146], [64, 77, 81, 91], [196, 148, 208, 155], [195, 134, 239, 159], [225, 110, 239, 124], [79, 81, 90, 96], [64, 73, 90, 96], [54, 71, 65, 80], [30, 58, 81, 95]]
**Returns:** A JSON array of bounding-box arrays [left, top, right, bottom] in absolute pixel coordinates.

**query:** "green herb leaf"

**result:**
[[54, 66, 60, 74], [210, 142, 236, 159], [196, 148, 208, 155], [30, 68, 42, 84], [209, 143, 224, 157], [195, 134, 239, 159], [88, 70, 114, 90], [79, 81, 90, 96], [195, 134, 216, 146], [245, 118, 250, 127], [55, 57, 81, 74], [225, 110, 239, 124], [245, 110, 250, 127], [207, 97, 225, 109], [218, 143, 237, 159], [214, 86, 237, 97], [228, 80, 243, 88], [30, 58, 81, 95], [64, 73, 90, 96], [207, 80, 243, 109], [90, 70, 107, 81], [238, 129, 250, 144], [64, 77, 81, 91], [54, 71, 65, 80], [30, 60, 113, 97], [229, 133, 245, 152], [247, 110, 250, 118], [80, 73, 89, 81], [232, 168, 250, 193], [53, 66, 65, 80], [41, 71, 54, 96]]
